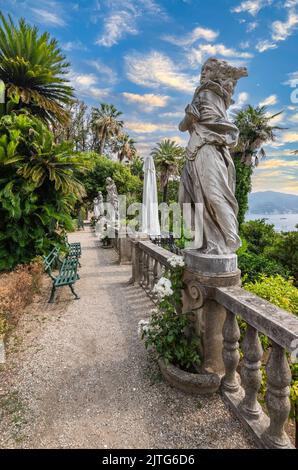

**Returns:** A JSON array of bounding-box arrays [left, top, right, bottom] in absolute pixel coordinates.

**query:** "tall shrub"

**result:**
[[0, 112, 91, 270]]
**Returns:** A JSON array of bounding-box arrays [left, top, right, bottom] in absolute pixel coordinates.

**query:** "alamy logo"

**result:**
[[290, 78, 298, 104]]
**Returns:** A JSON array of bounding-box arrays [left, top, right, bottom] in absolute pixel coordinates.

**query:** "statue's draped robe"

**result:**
[[179, 80, 241, 254]]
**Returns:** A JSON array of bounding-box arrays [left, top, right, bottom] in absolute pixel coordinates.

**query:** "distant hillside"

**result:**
[[248, 191, 298, 214]]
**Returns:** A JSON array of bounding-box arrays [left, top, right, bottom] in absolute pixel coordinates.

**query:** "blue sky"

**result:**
[[1, 0, 298, 194]]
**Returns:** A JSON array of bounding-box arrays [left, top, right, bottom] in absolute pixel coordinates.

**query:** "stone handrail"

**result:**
[[131, 238, 298, 449], [214, 285, 298, 449], [215, 286, 298, 350], [131, 239, 172, 299]]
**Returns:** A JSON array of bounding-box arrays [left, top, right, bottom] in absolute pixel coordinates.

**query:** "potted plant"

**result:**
[[141, 255, 220, 394]]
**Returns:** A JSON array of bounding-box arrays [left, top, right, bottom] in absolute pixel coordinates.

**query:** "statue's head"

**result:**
[[200, 58, 248, 87], [106, 177, 113, 185]]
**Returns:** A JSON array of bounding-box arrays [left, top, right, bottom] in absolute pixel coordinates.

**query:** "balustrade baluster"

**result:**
[[139, 249, 144, 287], [222, 310, 240, 392], [147, 256, 154, 295], [262, 342, 292, 449], [142, 253, 149, 288], [240, 325, 263, 418]]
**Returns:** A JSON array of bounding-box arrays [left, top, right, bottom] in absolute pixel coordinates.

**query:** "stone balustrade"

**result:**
[[130, 237, 298, 449], [131, 239, 171, 299], [112, 228, 132, 265]]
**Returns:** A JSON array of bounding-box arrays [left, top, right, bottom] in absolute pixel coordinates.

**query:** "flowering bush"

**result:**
[[152, 277, 174, 299], [168, 255, 185, 269], [137, 319, 150, 339], [142, 255, 201, 371]]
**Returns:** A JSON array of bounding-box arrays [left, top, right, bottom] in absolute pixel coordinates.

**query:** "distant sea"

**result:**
[[246, 213, 298, 232]]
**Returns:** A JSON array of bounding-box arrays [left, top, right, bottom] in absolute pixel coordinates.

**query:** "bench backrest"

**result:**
[[43, 247, 60, 275]]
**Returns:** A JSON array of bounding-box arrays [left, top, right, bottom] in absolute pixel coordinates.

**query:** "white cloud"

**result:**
[[247, 21, 258, 31], [254, 157, 298, 168], [122, 92, 170, 110], [285, 1, 298, 7], [265, 111, 284, 125], [272, 10, 298, 41], [125, 51, 197, 93], [237, 92, 250, 106], [240, 41, 251, 49], [171, 135, 187, 145], [62, 40, 86, 52], [96, 11, 138, 47], [259, 94, 278, 106], [187, 43, 253, 67], [87, 60, 118, 84], [231, 0, 272, 16], [256, 40, 277, 52], [162, 26, 218, 46], [69, 72, 110, 100], [284, 71, 298, 86], [125, 121, 173, 134], [252, 154, 298, 194], [229, 92, 250, 115], [281, 131, 298, 143], [159, 111, 184, 118], [96, 0, 166, 47], [31, 8, 66, 26], [289, 112, 298, 122]]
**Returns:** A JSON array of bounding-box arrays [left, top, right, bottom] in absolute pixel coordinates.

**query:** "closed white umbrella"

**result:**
[[142, 155, 161, 236]]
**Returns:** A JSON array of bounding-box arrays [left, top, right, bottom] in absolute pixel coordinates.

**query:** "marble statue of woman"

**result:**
[[98, 191, 104, 217], [93, 196, 100, 219], [179, 57, 248, 255], [106, 177, 119, 227]]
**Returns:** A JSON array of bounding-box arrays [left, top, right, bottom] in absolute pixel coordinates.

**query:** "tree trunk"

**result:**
[[163, 184, 168, 203], [99, 132, 106, 155]]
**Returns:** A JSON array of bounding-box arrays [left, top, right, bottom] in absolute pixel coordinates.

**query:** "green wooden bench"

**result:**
[[65, 236, 82, 266], [43, 248, 80, 303]]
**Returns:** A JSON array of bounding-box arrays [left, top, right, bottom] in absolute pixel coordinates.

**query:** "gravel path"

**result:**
[[0, 227, 256, 449]]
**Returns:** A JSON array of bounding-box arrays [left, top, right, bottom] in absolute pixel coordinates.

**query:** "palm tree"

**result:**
[[0, 13, 74, 124], [233, 105, 283, 227], [91, 103, 123, 155], [114, 133, 137, 163], [234, 105, 282, 166], [3, 113, 91, 198], [151, 139, 185, 202]]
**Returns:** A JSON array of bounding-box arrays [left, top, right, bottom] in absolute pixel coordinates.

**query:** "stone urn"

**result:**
[[158, 358, 220, 395]]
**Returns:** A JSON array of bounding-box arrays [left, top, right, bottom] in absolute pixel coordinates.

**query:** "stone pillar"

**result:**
[[129, 233, 149, 284], [183, 250, 241, 377], [118, 227, 132, 265]]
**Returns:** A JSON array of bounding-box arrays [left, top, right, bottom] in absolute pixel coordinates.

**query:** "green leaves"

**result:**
[[143, 264, 201, 372], [0, 112, 90, 270], [0, 13, 73, 125]]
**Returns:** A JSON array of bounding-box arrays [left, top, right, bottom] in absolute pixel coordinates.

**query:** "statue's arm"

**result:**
[[179, 113, 192, 132], [179, 97, 201, 132]]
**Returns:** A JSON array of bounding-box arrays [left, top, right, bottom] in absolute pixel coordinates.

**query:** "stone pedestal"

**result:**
[[183, 250, 241, 377]]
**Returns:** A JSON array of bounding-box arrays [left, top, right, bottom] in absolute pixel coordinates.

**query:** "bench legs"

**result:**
[[69, 284, 80, 300], [49, 284, 79, 302], [49, 285, 56, 303]]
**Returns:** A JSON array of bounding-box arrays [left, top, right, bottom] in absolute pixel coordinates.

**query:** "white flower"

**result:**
[[152, 277, 174, 299], [167, 255, 185, 268], [150, 308, 159, 315], [138, 319, 150, 338]]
